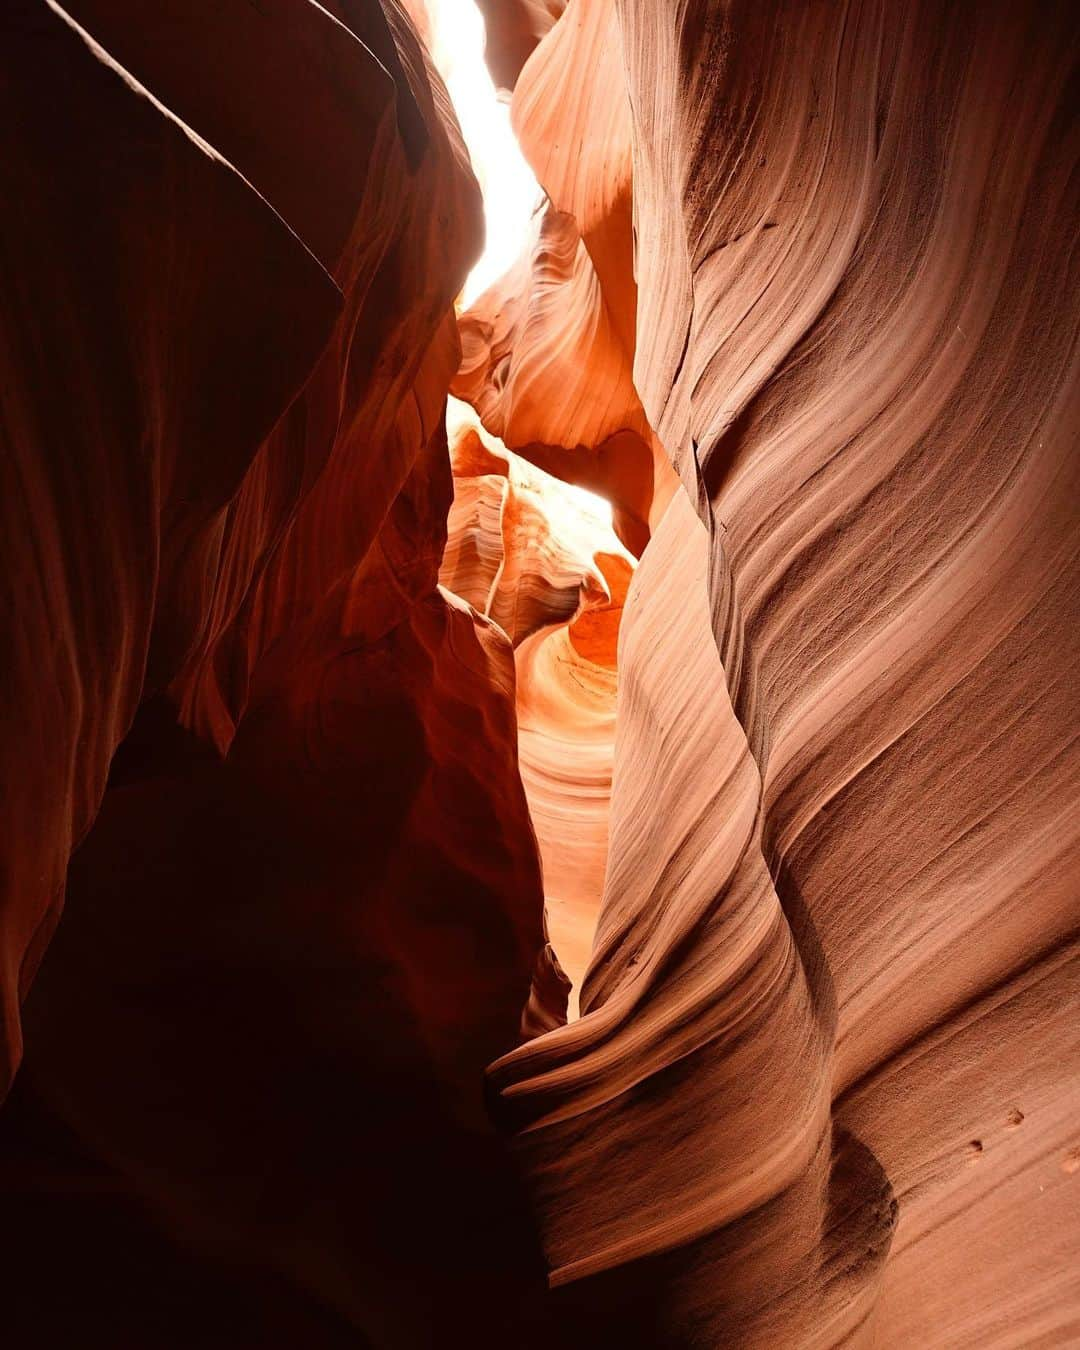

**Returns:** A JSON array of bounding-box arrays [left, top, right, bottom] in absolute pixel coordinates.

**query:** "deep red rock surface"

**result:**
[[2, 2, 549, 1344], [2, 0, 1077, 1346]]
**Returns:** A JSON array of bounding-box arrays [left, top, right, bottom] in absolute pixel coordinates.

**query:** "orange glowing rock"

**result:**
[[440, 415, 634, 1012], [2, 0, 1077, 1345]]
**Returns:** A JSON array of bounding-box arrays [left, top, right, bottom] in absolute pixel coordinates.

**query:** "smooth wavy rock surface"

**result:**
[[512, 0, 635, 347], [455, 214, 647, 458], [453, 0, 678, 553], [2, 0, 1077, 1345], [492, 493, 855, 1340], [2, 2, 554, 1344], [0, 0, 340, 1091], [474, 0, 564, 93], [440, 416, 634, 1014], [492, 0, 1080, 1343]]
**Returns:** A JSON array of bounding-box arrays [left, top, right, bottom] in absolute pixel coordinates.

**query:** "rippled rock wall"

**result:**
[[2, 1, 1077, 1346], [482, 1, 1079, 1344]]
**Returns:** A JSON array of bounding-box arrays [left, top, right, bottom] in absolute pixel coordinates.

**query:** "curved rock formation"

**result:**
[[453, 0, 678, 553], [1, 2, 550, 1344], [474, 0, 564, 94], [440, 414, 634, 1013], [20, 570, 550, 1344], [2, 0, 1077, 1345], [490, 0, 1080, 1343], [515, 560, 628, 1021], [453, 208, 663, 553], [0, 0, 341, 1090], [492, 493, 851, 1337], [511, 0, 635, 344]]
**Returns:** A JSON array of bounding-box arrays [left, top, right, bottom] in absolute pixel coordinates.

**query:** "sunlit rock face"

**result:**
[[492, 492, 879, 1345], [488, 0, 1080, 1345], [453, 0, 679, 554], [440, 416, 634, 1016], [474, 0, 565, 94], [453, 208, 665, 556], [1, 0, 1077, 1346]]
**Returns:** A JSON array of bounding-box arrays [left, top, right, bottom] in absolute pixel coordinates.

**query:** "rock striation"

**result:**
[[440, 413, 634, 1015], [1, 0, 1077, 1346], [1, 2, 550, 1344], [453, 0, 678, 554], [482, 0, 1080, 1344]]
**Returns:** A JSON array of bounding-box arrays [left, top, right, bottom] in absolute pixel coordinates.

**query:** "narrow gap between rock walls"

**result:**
[[424, 0, 637, 1020]]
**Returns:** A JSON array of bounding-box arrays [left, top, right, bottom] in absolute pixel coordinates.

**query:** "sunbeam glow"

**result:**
[[427, 1, 616, 534], [424, 0, 541, 305]]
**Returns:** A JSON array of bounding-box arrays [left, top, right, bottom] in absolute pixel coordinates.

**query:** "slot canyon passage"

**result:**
[[0, 0, 1078, 1345]]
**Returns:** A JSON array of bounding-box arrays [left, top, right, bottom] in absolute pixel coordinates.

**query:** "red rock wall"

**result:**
[[1, 2, 553, 1344], [0, 0, 341, 1089], [2, 0, 1077, 1345], [440, 418, 635, 1016], [488, 0, 1080, 1344]]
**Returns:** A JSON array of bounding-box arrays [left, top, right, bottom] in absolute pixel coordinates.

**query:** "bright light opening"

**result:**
[[425, 4, 628, 1021], [424, 0, 542, 306], [430, 9, 614, 532]]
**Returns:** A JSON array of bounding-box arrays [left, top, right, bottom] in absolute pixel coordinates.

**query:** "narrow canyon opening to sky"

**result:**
[[4, 2, 1074, 1344], [425, 0, 539, 306], [424, 0, 633, 1017]]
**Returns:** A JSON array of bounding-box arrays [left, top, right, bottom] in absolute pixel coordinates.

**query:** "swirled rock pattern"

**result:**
[[1, 2, 552, 1345], [490, 0, 1080, 1344], [2, 0, 1078, 1345], [453, 208, 661, 552], [511, 0, 635, 345], [440, 415, 634, 1014], [453, 0, 678, 554]]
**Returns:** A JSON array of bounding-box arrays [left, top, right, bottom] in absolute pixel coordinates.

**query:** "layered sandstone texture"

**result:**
[[439, 413, 634, 1015], [1, 2, 551, 1344], [1, 0, 1078, 1347], [480, 0, 1080, 1346]]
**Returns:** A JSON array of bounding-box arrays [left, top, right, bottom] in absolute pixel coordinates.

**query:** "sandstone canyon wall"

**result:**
[[439, 416, 635, 1017], [2, 2, 551, 1343], [1, 0, 1078, 1347], [482, 0, 1080, 1345]]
